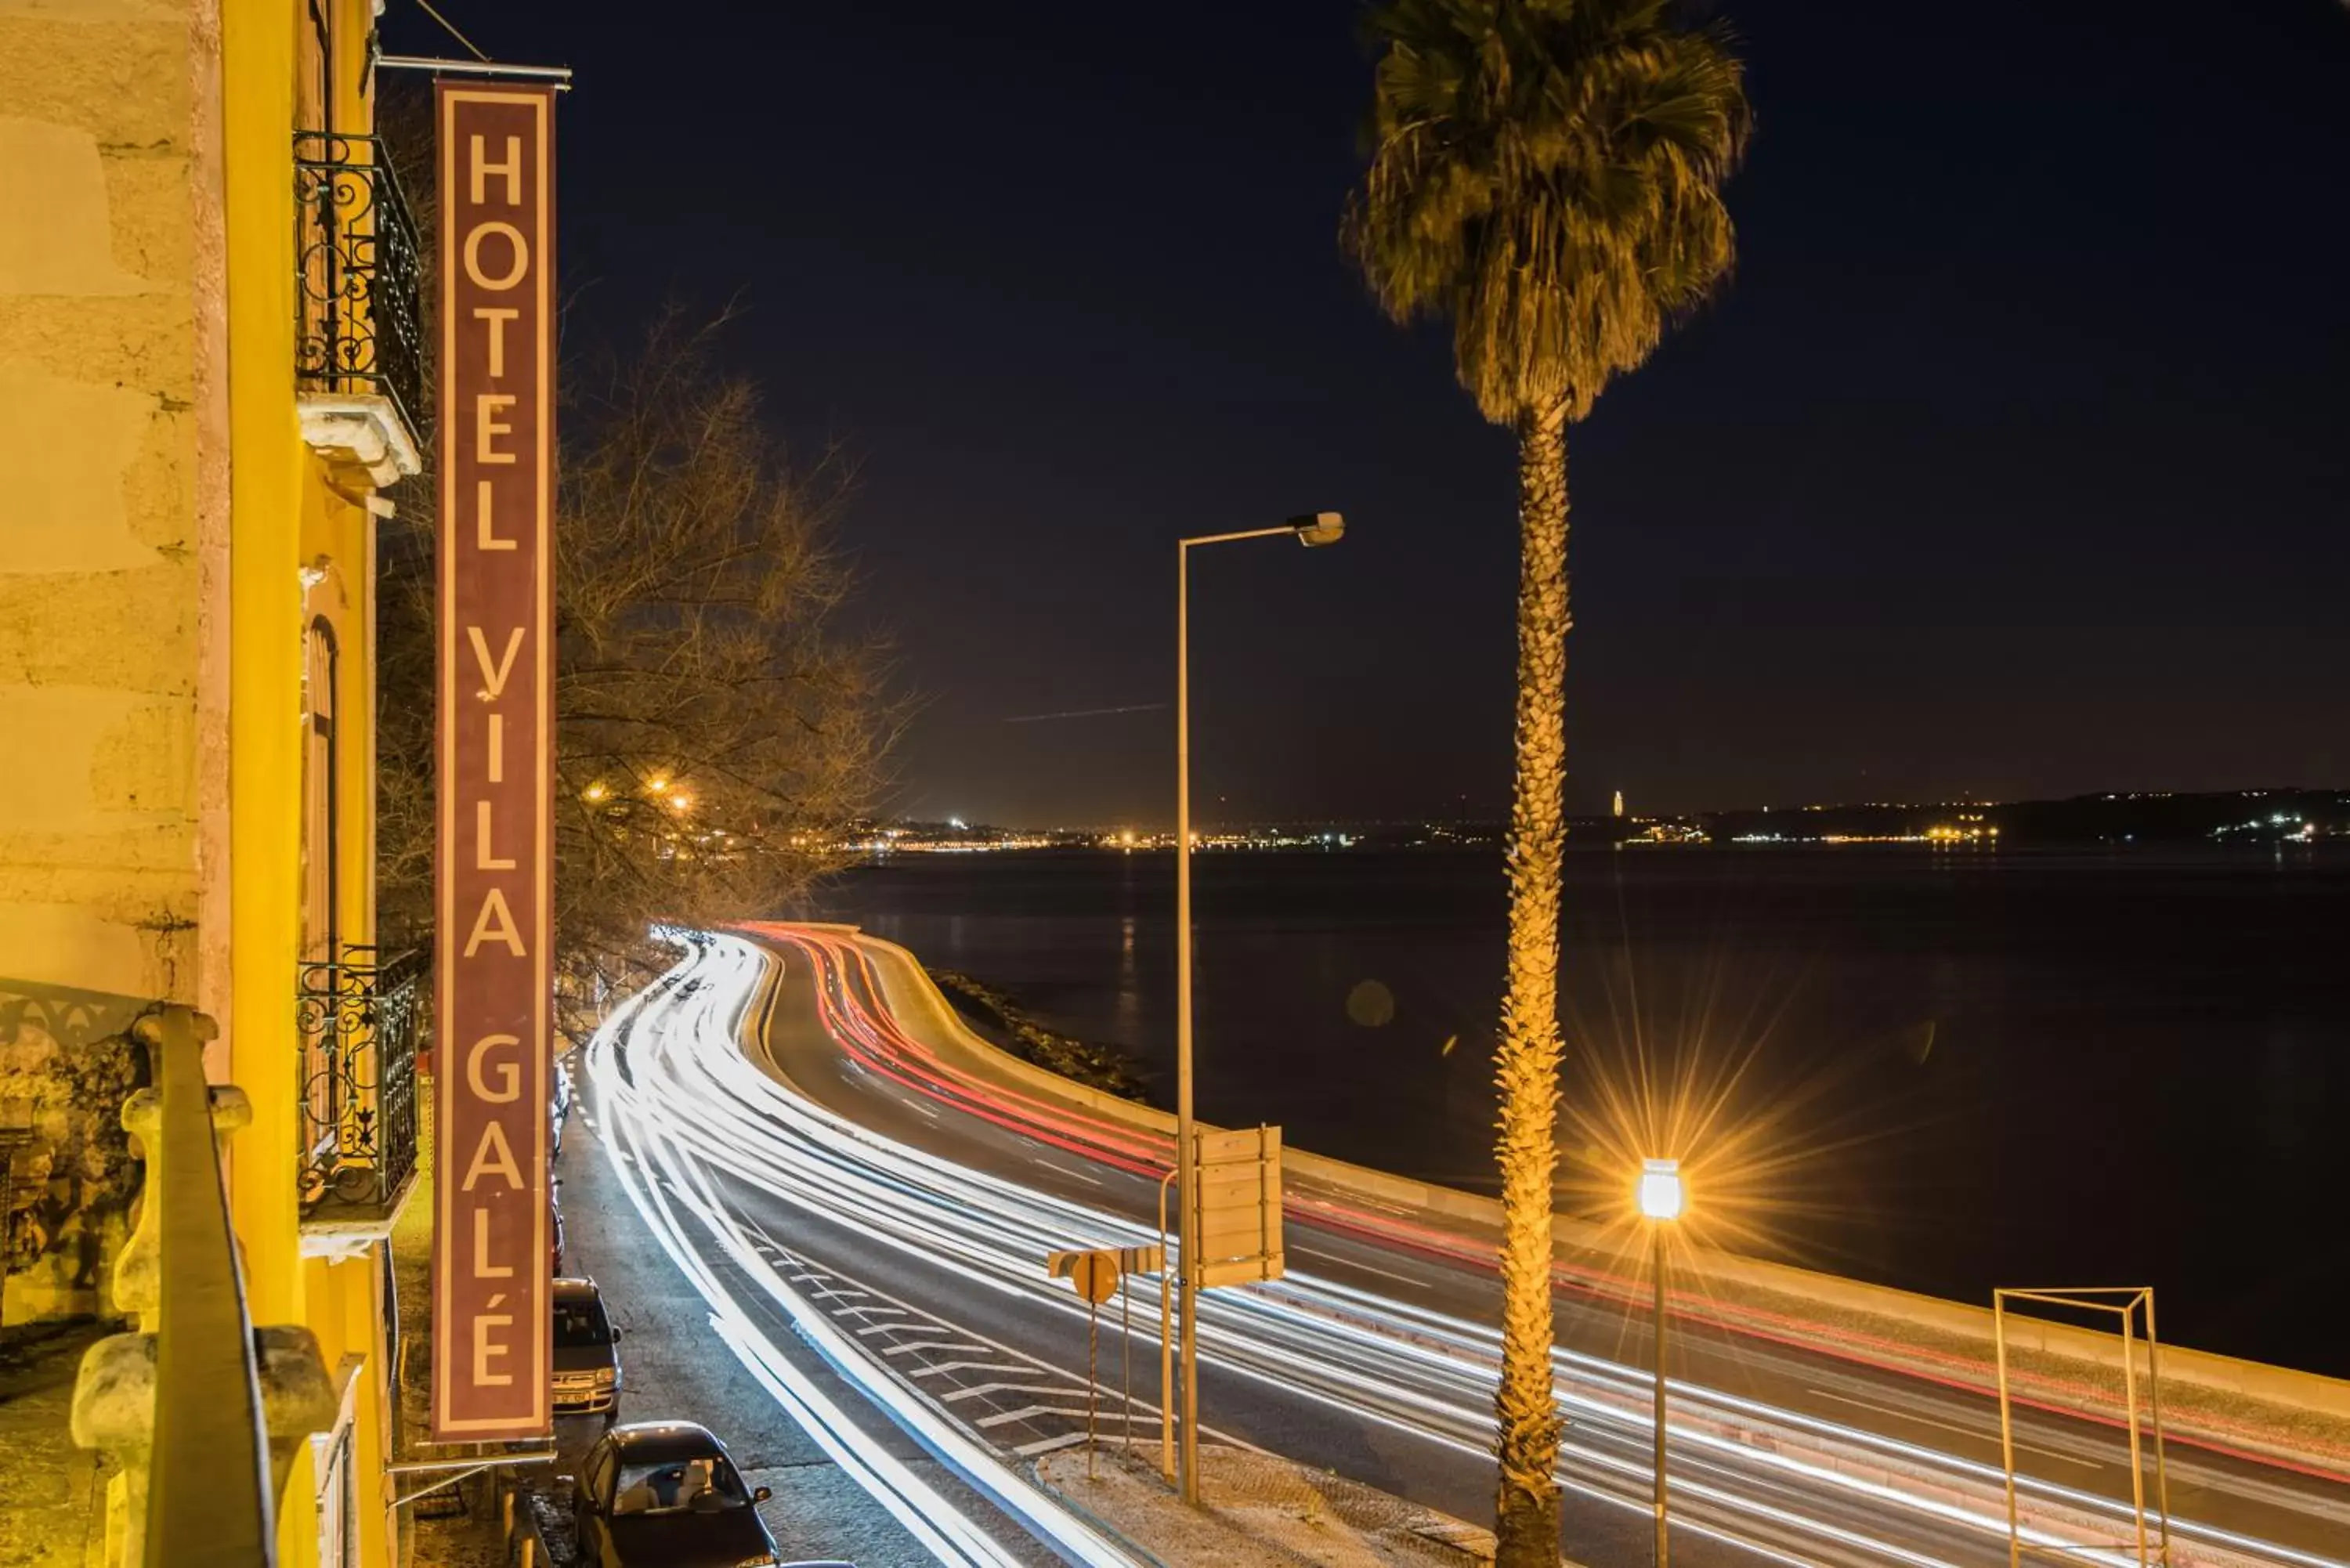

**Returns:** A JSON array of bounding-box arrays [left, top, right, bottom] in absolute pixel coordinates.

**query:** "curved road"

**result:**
[[592, 928, 2350, 1568]]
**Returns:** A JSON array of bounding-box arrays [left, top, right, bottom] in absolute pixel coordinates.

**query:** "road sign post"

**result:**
[[1048, 1247, 1150, 1479], [1120, 1267, 1133, 1457], [1157, 1170, 1177, 1479], [1176, 1124, 1282, 1498], [1191, 1125, 1283, 1288]]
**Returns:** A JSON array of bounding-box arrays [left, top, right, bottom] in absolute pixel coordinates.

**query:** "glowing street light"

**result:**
[[1172, 510, 1343, 1504], [1639, 1157, 1684, 1566], [582, 781, 609, 804], [667, 792, 693, 815], [1639, 1156, 1685, 1222]]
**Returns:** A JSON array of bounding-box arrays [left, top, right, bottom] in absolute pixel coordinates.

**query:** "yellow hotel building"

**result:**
[[2, 0, 428, 1563]]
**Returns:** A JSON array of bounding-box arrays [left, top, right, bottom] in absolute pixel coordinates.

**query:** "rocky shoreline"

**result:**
[[927, 969, 1149, 1101]]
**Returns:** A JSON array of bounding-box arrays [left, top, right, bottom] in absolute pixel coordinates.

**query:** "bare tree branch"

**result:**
[[377, 305, 906, 1042]]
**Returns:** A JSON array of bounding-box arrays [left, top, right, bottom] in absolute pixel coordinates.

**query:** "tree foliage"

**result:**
[[1345, 0, 1749, 426], [378, 311, 900, 1038]]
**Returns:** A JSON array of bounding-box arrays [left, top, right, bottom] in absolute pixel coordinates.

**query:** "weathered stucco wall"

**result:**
[[0, 0, 215, 1324]]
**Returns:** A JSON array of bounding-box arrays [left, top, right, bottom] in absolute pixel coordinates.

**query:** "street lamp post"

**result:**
[[1175, 511, 1343, 1505], [1638, 1157, 1685, 1567]]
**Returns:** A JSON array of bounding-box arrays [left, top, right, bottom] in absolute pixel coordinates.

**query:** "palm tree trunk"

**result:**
[[1493, 403, 1571, 1566]]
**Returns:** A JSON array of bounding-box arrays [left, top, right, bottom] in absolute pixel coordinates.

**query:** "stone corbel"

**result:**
[[297, 391, 422, 490]]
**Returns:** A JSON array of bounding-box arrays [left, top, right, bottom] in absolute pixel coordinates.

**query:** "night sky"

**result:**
[[386, 2, 2350, 827]]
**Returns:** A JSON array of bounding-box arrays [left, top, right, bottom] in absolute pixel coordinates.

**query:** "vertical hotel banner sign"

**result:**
[[433, 82, 556, 1442]]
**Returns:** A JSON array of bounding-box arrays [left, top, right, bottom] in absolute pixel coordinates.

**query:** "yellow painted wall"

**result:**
[[220, 0, 411, 1557], [222, 0, 306, 1333]]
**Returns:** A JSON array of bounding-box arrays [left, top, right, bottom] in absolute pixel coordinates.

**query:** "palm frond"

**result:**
[[1343, 0, 1751, 423]]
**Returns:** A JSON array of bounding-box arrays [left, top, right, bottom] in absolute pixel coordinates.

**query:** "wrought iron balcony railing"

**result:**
[[293, 132, 427, 444], [295, 946, 425, 1223]]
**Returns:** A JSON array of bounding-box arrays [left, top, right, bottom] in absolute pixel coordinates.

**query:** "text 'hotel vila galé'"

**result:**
[[432, 82, 558, 1443]]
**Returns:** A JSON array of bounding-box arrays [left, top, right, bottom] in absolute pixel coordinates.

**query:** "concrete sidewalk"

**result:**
[[1038, 1443, 1501, 1567]]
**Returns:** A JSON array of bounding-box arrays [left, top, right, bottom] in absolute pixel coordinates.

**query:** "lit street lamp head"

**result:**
[[1288, 511, 1345, 547], [1638, 1157, 1685, 1222]]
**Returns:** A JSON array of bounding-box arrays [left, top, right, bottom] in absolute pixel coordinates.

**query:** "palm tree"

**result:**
[[1344, 2, 1748, 1559]]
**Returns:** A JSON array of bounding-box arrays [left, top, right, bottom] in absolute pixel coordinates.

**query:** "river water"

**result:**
[[812, 845, 2349, 1375]]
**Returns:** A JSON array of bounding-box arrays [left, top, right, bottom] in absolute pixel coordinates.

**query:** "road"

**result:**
[[587, 929, 2350, 1568], [549, 1060, 1062, 1566]]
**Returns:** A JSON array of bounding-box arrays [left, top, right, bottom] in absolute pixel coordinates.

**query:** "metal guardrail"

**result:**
[[292, 131, 428, 441], [295, 947, 425, 1216]]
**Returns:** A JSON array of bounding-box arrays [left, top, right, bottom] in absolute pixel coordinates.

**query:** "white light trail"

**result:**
[[595, 932, 2337, 1568], [586, 941, 1142, 1568]]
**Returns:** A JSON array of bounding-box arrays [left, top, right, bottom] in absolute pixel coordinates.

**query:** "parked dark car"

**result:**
[[551, 1277, 622, 1421], [573, 1422, 779, 1568]]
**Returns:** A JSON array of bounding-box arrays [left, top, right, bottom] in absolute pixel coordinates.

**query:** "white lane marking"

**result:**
[[884, 1340, 996, 1358], [1804, 1389, 2098, 1470], [976, 1404, 1095, 1429], [908, 1100, 941, 1120], [1014, 1433, 1090, 1457], [910, 1361, 1043, 1379], [1292, 1247, 1429, 1290], [1050, 1163, 1104, 1187]]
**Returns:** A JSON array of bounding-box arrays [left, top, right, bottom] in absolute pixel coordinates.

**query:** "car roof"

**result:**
[[605, 1421, 726, 1463], [551, 1277, 602, 1302]]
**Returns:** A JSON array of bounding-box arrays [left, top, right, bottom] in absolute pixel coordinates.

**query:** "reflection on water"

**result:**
[[1117, 912, 1138, 1035], [814, 845, 2349, 1375]]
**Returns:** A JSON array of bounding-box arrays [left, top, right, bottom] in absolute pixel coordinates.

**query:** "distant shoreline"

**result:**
[[856, 786, 2345, 854]]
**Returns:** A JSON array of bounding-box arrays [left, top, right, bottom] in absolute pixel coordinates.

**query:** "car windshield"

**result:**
[[609, 1454, 747, 1516], [553, 1300, 610, 1347]]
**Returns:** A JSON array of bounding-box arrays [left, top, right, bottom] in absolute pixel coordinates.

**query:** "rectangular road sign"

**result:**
[[1190, 1124, 1282, 1286]]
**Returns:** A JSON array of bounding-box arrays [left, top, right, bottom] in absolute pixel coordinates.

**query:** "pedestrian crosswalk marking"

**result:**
[[975, 1404, 1094, 1429], [942, 1382, 1079, 1404], [732, 1219, 1170, 1472]]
